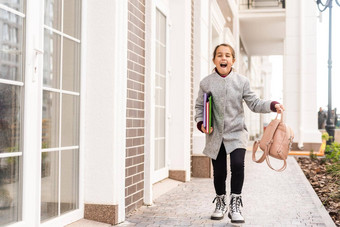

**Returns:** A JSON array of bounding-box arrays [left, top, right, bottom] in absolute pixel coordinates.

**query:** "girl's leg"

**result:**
[[211, 143, 227, 195], [228, 148, 246, 223], [229, 148, 246, 194], [210, 143, 227, 220]]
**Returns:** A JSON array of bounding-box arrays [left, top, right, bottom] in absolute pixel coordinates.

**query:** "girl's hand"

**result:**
[[201, 124, 213, 134], [275, 103, 285, 113]]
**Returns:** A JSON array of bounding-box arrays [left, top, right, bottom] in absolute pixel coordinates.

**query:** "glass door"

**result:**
[[0, 1, 25, 225], [153, 8, 168, 183], [40, 0, 81, 223], [0, 1, 82, 226]]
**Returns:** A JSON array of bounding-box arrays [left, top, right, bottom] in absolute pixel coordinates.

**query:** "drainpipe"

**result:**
[[298, 0, 304, 149]]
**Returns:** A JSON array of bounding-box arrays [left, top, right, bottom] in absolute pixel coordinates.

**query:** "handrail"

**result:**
[[239, 0, 285, 10]]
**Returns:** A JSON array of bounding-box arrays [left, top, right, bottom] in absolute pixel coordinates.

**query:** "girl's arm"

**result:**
[[243, 78, 271, 113], [195, 83, 204, 123], [243, 79, 284, 113]]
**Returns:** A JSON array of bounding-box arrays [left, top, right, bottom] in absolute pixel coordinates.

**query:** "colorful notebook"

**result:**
[[203, 93, 213, 133]]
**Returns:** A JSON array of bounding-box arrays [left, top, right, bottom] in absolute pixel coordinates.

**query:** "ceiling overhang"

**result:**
[[239, 9, 286, 56]]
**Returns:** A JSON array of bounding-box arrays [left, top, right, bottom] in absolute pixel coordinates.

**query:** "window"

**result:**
[[41, 0, 81, 222], [154, 9, 166, 171], [0, 1, 25, 225]]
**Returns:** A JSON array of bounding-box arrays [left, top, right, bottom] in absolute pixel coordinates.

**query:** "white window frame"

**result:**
[[152, 0, 170, 185], [0, 3, 25, 226], [4, 1, 86, 226], [40, 0, 86, 225]]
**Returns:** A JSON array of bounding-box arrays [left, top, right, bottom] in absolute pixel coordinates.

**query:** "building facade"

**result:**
[[0, 0, 320, 226]]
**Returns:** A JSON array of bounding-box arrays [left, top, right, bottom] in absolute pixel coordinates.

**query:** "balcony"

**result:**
[[239, 0, 285, 10], [239, 0, 286, 56]]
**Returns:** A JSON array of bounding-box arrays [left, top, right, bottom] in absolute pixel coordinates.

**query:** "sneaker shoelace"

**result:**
[[212, 195, 226, 211], [230, 196, 243, 213]]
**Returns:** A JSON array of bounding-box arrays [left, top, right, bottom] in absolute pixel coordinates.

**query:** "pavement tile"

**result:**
[[123, 150, 336, 227], [72, 151, 336, 227]]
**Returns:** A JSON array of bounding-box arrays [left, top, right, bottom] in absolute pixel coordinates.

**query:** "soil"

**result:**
[[296, 157, 340, 227]]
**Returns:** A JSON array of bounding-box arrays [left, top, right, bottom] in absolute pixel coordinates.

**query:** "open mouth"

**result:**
[[220, 63, 227, 68]]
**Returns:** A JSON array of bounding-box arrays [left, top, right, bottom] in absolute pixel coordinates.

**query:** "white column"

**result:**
[[284, 0, 321, 146], [233, 3, 240, 72], [168, 0, 192, 181], [84, 0, 127, 222], [144, 0, 155, 205], [193, 0, 212, 155]]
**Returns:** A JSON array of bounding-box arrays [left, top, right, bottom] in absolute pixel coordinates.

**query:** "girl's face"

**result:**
[[213, 46, 235, 76]]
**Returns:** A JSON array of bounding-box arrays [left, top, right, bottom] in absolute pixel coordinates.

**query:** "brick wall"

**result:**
[[126, 0, 145, 214]]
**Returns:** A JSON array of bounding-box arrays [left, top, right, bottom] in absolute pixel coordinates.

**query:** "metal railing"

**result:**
[[239, 0, 285, 10]]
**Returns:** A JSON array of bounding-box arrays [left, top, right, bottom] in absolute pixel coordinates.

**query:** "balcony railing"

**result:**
[[239, 0, 285, 10]]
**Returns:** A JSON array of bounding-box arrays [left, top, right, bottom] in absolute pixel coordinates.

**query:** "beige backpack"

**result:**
[[252, 113, 294, 172]]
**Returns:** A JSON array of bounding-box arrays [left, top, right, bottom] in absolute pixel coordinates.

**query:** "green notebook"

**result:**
[[204, 93, 213, 133]]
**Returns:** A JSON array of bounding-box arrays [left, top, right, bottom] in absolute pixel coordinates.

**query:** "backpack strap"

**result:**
[[252, 141, 262, 162], [252, 140, 272, 163], [252, 114, 281, 163], [265, 155, 287, 172]]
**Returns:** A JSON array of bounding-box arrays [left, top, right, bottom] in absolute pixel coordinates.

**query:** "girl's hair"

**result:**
[[212, 43, 235, 60]]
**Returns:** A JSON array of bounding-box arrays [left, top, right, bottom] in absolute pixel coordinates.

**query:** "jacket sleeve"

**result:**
[[195, 82, 204, 123], [242, 78, 271, 113]]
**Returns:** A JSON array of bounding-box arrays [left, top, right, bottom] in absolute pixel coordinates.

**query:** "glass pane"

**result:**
[[0, 9, 23, 82], [160, 76, 165, 93], [155, 86, 160, 106], [0, 84, 21, 154], [0, 156, 22, 225], [155, 43, 160, 74], [60, 149, 78, 214], [41, 151, 59, 222], [0, 0, 24, 13], [154, 139, 165, 170], [155, 87, 164, 107], [156, 10, 160, 41], [155, 107, 165, 138], [159, 12, 166, 45], [160, 45, 166, 75], [155, 75, 165, 106], [154, 140, 159, 170], [43, 29, 60, 89], [62, 37, 80, 92], [44, 0, 62, 31], [42, 91, 59, 149], [63, 0, 81, 39], [61, 94, 79, 147]]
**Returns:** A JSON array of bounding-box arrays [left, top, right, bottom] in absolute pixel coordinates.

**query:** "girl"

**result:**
[[195, 44, 284, 224]]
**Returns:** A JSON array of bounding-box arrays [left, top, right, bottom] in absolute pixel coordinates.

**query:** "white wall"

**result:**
[[84, 0, 127, 222], [168, 0, 192, 181], [193, 0, 211, 155], [284, 0, 321, 146]]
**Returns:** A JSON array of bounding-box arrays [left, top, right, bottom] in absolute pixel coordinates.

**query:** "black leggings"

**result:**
[[211, 143, 246, 195]]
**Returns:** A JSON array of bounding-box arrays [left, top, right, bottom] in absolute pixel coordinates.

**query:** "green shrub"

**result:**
[[325, 142, 340, 162], [309, 149, 317, 160]]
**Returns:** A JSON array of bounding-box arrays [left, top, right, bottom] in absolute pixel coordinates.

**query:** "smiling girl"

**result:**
[[195, 44, 284, 224]]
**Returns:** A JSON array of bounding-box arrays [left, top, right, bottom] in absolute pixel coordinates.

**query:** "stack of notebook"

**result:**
[[203, 92, 213, 133]]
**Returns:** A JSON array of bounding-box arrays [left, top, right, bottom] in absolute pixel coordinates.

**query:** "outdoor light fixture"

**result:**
[[315, 0, 340, 143]]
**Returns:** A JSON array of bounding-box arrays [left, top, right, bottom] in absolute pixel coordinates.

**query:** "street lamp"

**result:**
[[316, 0, 340, 143]]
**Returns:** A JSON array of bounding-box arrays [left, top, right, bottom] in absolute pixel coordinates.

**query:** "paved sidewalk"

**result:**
[[117, 150, 335, 227]]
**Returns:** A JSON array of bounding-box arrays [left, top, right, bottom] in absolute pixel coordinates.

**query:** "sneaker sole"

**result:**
[[211, 215, 224, 220], [228, 212, 245, 223]]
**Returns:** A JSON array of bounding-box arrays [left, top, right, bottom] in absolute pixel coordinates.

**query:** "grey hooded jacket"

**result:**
[[195, 71, 272, 160]]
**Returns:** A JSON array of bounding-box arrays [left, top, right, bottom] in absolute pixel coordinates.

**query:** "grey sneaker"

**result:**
[[228, 193, 245, 223], [211, 194, 227, 220]]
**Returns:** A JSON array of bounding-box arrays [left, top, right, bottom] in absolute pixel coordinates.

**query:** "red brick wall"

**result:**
[[126, 0, 145, 214]]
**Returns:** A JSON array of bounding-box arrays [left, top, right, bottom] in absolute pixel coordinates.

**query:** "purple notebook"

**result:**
[[203, 93, 207, 128]]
